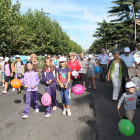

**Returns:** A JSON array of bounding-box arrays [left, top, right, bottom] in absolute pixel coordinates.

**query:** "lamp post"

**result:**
[[125, 2, 136, 50]]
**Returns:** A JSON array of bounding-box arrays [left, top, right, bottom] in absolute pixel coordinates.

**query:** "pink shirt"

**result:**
[[5, 64, 11, 76]]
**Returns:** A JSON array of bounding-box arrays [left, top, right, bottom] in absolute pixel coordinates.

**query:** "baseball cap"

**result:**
[[0, 57, 3, 59], [59, 57, 66, 62], [15, 55, 20, 58], [125, 82, 136, 88], [88, 54, 93, 59], [124, 47, 130, 52], [4, 57, 9, 62]]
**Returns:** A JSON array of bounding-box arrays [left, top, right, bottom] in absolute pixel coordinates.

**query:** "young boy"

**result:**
[[117, 82, 137, 121]]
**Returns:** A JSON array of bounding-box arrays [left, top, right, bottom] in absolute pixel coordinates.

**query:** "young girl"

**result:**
[[22, 61, 40, 119], [30, 54, 39, 72], [2, 57, 14, 94], [11, 58, 16, 91], [56, 57, 71, 116], [87, 55, 97, 90], [14, 55, 24, 94], [42, 57, 57, 118]]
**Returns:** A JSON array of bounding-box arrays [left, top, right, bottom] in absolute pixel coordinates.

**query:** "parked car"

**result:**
[[130, 51, 140, 67]]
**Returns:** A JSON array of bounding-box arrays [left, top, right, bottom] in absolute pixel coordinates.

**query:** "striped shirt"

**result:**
[[118, 91, 137, 111]]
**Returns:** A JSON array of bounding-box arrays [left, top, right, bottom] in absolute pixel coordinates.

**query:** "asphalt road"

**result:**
[[0, 75, 140, 140]]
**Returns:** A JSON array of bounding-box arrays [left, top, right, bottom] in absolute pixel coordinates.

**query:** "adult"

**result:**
[[120, 47, 138, 92], [30, 54, 39, 72], [0, 57, 5, 87], [67, 52, 81, 99], [78, 53, 88, 90], [98, 48, 109, 82], [107, 51, 128, 104], [14, 55, 24, 94]]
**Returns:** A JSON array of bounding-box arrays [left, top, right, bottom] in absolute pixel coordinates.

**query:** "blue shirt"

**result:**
[[120, 54, 136, 68], [98, 54, 109, 64]]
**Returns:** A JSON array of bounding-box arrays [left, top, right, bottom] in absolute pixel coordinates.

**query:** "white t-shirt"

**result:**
[[113, 63, 119, 75]]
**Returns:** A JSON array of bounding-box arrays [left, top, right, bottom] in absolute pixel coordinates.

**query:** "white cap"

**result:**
[[15, 55, 20, 58], [26, 56, 31, 60], [12, 58, 15, 60], [4, 57, 9, 62], [0, 57, 3, 59], [109, 53, 112, 56], [124, 47, 130, 52], [88, 54, 92, 59], [59, 57, 66, 62], [125, 82, 136, 88]]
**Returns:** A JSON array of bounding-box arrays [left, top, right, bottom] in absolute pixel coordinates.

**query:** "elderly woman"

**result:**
[[107, 51, 128, 104], [67, 52, 81, 99]]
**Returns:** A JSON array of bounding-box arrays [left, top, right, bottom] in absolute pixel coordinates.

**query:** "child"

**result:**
[[11, 58, 16, 91], [87, 55, 97, 90], [117, 82, 137, 121], [42, 57, 57, 118], [2, 57, 14, 94], [0, 57, 5, 87], [22, 61, 40, 119], [56, 57, 71, 116]]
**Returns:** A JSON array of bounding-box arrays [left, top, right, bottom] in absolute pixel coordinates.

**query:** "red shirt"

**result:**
[[67, 59, 81, 79]]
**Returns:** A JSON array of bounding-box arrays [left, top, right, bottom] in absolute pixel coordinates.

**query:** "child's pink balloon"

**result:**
[[72, 84, 84, 95], [41, 92, 52, 106]]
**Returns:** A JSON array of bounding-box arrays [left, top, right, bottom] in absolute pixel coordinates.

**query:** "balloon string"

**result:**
[[118, 109, 122, 120]]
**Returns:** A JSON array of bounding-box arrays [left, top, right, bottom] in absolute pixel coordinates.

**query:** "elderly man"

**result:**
[[120, 47, 138, 92], [98, 48, 109, 82], [78, 53, 88, 90]]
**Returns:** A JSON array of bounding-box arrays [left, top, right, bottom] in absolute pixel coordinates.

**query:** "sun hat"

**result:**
[[59, 57, 66, 62], [124, 47, 130, 52], [88, 54, 93, 59], [125, 82, 136, 88], [4, 57, 9, 62], [15, 55, 20, 58]]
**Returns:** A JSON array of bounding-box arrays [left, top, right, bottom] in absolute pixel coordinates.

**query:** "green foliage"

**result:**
[[0, 0, 82, 56]]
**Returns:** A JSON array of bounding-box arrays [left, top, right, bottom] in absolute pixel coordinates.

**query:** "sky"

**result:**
[[12, 0, 115, 50]]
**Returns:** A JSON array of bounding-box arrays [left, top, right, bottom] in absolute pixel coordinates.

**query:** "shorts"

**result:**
[[88, 71, 95, 77], [5, 76, 12, 82], [125, 110, 135, 119], [79, 73, 87, 82], [0, 71, 5, 79]]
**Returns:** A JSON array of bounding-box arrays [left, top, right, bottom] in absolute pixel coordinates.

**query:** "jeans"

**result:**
[[0, 71, 5, 79], [60, 89, 69, 105]]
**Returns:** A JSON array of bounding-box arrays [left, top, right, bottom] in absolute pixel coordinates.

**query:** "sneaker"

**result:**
[[2, 84, 5, 88], [45, 113, 51, 118], [12, 88, 15, 91], [88, 86, 91, 88], [2, 90, 7, 94], [69, 94, 71, 99], [22, 115, 28, 119], [53, 106, 57, 110], [62, 108, 67, 115], [67, 109, 71, 116], [94, 87, 97, 90], [17, 91, 21, 94], [35, 109, 39, 113]]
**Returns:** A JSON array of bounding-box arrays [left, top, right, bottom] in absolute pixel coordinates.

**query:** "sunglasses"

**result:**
[[16, 57, 20, 59], [69, 55, 74, 57]]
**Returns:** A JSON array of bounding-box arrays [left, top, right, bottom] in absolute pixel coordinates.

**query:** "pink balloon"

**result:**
[[72, 84, 84, 95], [41, 92, 52, 106]]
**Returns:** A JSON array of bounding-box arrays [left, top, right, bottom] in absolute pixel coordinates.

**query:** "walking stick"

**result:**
[[118, 109, 122, 120]]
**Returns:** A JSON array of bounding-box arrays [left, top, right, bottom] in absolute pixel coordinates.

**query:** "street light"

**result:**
[[125, 2, 136, 50]]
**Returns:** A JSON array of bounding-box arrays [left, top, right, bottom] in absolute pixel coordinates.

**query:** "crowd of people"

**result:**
[[0, 47, 140, 122]]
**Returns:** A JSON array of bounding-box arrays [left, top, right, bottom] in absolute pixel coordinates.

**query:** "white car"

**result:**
[[130, 51, 140, 67]]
